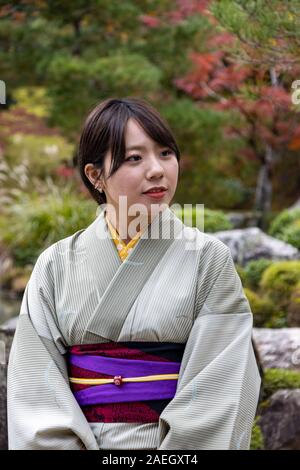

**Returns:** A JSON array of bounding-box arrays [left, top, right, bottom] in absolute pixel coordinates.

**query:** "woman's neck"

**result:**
[[105, 209, 149, 243]]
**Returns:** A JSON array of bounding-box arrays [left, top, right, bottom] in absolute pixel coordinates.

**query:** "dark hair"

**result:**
[[77, 96, 181, 205]]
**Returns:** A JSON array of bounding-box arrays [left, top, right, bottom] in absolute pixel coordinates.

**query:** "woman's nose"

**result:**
[[146, 158, 164, 178]]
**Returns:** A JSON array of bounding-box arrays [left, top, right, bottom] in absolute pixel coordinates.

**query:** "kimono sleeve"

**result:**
[[156, 245, 261, 450], [7, 248, 99, 450]]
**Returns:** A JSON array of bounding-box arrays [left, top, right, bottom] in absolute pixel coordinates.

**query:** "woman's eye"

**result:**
[[161, 149, 173, 157], [126, 155, 141, 162], [125, 150, 173, 162]]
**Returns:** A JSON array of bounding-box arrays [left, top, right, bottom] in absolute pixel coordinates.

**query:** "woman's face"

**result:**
[[86, 117, 179, 228]]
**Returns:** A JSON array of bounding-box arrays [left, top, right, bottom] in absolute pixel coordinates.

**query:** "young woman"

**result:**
[[7, 97, 261, 450]]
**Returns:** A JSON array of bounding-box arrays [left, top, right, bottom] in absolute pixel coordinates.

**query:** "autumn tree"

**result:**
[[170, 0, 300, 227]]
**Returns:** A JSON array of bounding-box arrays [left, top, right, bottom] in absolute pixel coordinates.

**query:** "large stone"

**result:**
[[0, 317, 16, 450], [253, 328, 300, 371], [288, 198, 300, 210], [227, 211, 261, 229], [259, 389, 300, 450], [212, 227, 300, 266]]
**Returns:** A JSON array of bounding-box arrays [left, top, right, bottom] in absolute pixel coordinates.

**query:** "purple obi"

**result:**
[[66, 341, 186, 423]]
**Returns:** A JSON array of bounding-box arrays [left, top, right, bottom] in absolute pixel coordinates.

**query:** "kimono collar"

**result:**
[[81, 205, 186, 341], [104, 211, 143, 262]]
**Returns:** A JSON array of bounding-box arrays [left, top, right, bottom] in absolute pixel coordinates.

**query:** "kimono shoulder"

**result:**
[[191, 230, 249, 320], [7, 230, 99, 449]]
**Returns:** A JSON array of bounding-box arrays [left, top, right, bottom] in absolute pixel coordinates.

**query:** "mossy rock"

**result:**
[[280, 219, 300, 250], [288, 280, 300, 326], [263, 368, 300, 399], [269, 208, 300, 238], [269, 208, 300, 250], [243, 288, 276, 327], [260, 261, 300, 309], [243, 258, 273, 290]]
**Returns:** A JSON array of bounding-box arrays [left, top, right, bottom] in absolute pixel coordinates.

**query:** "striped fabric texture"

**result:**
[[7, 206, 261, 450]]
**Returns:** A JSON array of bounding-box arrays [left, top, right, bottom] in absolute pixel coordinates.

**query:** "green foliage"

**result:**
[[243, 287, 276, 327], [140, 13, 212, 83], [287, 280, 300, 326], [250, 417, 264, 450], [160, 99, 244, 209], [235, 264, 247, 286], [46, 53, 162, 136], [243, 258, 273, 290], [0, 184, 96, 266], [0, 17, 57, 87], [263, 368, 300, 399], [239, 260, 300, 327], [209, 178, 251, 210], [280, 219, 300, 250], [172, 206, 233, 232], [260, 261, 300, 309], [211, 0, 300, 64], [203, 208, 233, 232], [11, 87, 50, 117], [161, 98, 226, 156], [269, 209, 300, 250]]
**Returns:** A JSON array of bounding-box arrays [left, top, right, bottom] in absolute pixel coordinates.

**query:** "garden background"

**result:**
[[0, 0, 300, 450]]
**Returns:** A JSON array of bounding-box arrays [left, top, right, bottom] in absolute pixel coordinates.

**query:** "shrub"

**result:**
[[235, 264, 247, 286], [172, 206, 233, 232], [263, 368, 300, 399], [210, 178, 250, 210], [268, 208, 300, 250], [243, 258, 273, 290], [11, 86, 50, 118], [243, 288, 276, 327], [260, 261, 300, 309], [269, 208, 300, 237], [287, 280, 300, 327], [0, 182, 97, 266], [280, 219, 300, 250]]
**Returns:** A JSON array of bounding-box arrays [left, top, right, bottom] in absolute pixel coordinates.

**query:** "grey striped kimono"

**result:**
[[7, 206, 261, 450]]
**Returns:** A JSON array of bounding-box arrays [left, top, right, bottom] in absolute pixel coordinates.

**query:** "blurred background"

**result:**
[[0, 0, 300, 450]]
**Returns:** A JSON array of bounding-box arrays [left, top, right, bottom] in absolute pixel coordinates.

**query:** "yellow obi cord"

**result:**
[[69, 373, 179, 385]]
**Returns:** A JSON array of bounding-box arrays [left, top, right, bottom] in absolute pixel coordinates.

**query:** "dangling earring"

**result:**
[[94, 182, 103, 193]]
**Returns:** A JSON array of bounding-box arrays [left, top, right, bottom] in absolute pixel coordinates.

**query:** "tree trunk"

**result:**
[[254, 144, 273, 231], [72, 18, 82, 56], [254, 67, 278, 231]]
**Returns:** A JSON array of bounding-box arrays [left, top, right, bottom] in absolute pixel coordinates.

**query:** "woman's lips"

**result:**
[[143, 189, 167, 199]]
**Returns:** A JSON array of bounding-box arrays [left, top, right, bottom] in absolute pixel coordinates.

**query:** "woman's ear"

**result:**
[[84, 163, 102, 187]]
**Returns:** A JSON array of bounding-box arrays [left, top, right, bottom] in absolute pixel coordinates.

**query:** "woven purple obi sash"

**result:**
[[66, 341, 185, 423]]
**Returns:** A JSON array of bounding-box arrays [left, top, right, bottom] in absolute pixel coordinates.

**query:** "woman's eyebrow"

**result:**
[[125, 143, 162, 151], [126, 145, 148, 151]]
